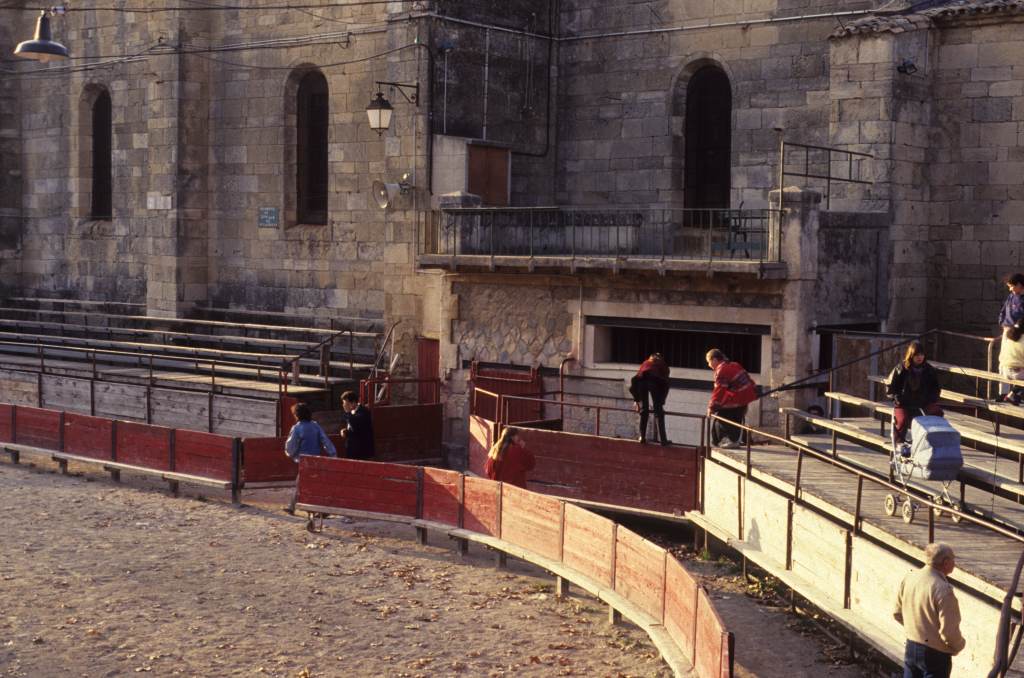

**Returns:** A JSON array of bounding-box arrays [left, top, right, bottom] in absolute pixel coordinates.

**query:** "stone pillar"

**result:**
[[144, 19, 210, 317], [0, 22, 22, 292], [773, 186, 822, 414]]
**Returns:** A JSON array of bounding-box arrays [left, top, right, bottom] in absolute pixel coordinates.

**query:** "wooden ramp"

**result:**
[[698, 439, 1024, 676]]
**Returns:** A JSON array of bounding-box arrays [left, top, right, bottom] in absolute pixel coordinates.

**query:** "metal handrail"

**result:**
[[370, 321, 400, 381], [778, 140, 873, 210]]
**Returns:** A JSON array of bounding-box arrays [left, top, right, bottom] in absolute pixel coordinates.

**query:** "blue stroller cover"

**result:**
[[909, 416, 963, 481]]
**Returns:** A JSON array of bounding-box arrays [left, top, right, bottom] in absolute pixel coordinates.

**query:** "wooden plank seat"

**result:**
[[2, 443, 232, 492], [294, 502, 691, 675], [930, 361, 1024, 389], [826, 391, 1024, 482], [783, 407, 1024, 502], [868, 374, 1024, 423]]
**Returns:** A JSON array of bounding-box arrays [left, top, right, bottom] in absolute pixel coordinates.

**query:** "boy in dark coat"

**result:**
[[340, 390, 375, 459]]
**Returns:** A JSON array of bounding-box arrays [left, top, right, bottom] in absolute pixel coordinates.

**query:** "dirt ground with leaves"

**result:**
[[0, 458, 892, 678]]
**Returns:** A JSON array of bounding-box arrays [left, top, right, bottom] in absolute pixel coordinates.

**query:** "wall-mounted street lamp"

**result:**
[[14, 8, 70, 63], [365, 80, 419, 136], [896, 59, 918, 75]]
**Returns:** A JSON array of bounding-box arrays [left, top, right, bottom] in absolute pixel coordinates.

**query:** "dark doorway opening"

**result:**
[[684, 66, 732, 209]]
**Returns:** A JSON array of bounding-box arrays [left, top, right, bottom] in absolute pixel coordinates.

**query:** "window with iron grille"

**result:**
[[590, 317, 765, 373], [91, 89, 112, 220], [297, 71, 329, 225]]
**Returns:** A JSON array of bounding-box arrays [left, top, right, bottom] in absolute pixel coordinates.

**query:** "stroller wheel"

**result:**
[[949, 501, 963, 523], [931, 495, 944, 518], [884, 494, 897, 517], [902, 499, 915, 524]]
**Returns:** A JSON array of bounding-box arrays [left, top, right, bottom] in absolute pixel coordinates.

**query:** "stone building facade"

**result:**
[[3, 0, 1022, 455]]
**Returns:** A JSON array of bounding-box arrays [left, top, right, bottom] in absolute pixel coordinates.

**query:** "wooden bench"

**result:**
[[783, 406, 1024, 503], [868, 374, 1024, 425], [1, 443, 235, 499], [826, 391, 1024, 483]]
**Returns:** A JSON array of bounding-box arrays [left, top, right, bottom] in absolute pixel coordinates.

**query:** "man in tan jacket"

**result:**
[[893, 543, 966, 678]]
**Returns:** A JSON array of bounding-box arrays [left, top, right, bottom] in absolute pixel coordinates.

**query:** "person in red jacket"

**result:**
[[629, 352, 671, 445], [706, 348, 758, 448], [484, 426, 535, 489]]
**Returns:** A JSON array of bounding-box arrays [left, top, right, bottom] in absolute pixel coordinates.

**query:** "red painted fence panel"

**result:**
[[0, 404, 13, 443], [175, 430, 234, 481], [562, 503, 615, 588], [116, 421, 171, 471], [470, 363, 543, 422], [500, 483, 562, 562], [15, 406, 62, 450], [297, 457, 419, 517], [462, 476, 500, 537], [516, 427, 699, 515], [615, 528, 667, 624], [664, 557, 700, 664], [694, 588, 729, 678], [371, 403, 443, 462], [468, 415, 496, 476], [241, 436, 298, 484], [64, 413, 114, 461], [421, 468, 462, 526]]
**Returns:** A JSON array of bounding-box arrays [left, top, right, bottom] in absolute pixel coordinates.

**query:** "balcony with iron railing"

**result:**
[[417, 207, 786, 277]]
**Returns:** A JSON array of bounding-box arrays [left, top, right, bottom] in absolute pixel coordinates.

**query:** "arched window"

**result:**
[[684, 66, 731, 209], [91, 89, 112, 219], [296, 71, 329, 224]]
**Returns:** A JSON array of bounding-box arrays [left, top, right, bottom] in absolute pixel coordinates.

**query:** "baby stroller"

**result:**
[[884, 411, 964, 524]]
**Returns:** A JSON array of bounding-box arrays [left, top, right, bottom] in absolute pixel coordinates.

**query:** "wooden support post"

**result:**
[[4, 447, 19, 464], [230, 439, 242, 505], [607, 606, 622, 626], [55, 457, 68, 475], [108, 468, 121, 483], [456, 537, 469, 557], [168, 480, 180, 497], [555, 576, 570, 599], [416, 526, 428, 546], [495, 550, 507, 569]]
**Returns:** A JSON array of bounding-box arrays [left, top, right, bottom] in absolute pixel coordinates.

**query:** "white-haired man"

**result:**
[[893, 543, 966, 678]]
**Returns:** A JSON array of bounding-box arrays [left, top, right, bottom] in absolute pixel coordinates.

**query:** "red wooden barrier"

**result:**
[[664, 557, 700, 663], [615, 528, 667, 624], [175, 430, 235, 481], [462, 476, 500, 537], [500, 483, 562, 562], [421, 468, 462, 526], [561, 503, 615, 588], [695, 588, 732, 678], [64, 413, 114, 461], [240, 436, 294, 483], [297, 457, 419, 517], [370, 403, 443, 462], [468, 415, 496, 476], [116, 421, 171, 471], [0, 404, 13, 443], [15, 406, 62, 450], [470, 363, 543, 422]]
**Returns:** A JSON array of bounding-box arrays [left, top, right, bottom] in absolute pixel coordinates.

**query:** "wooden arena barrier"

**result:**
[[240, 436, 299, 485], [0, 404, 241, 498], [63, 413, 114, 461], [293, 457, 734, 678], [14, 405, 62, 450]]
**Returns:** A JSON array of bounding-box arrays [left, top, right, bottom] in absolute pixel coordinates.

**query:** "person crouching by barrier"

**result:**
[[887, 340, 943, 446], [485, 426, 535, 489], [998, 316, 1024, 405], [340, 390, 375, 460], [284, 402, 337, 514], [705, 349, 758, 449], [629, 352, 671, 445]]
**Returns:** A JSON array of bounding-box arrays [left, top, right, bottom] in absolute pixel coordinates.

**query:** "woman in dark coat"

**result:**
[[887, 340, 943, 445]]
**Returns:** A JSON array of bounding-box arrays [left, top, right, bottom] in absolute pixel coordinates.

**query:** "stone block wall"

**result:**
[[0, 21, 22, 293], [553, 0, 876, 208], [928, 20, 1024, 332]]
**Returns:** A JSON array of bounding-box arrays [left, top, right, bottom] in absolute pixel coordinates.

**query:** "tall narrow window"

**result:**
[[296, 71, 329, 224], [91, 90, 112, 219], [684, 66, 731, 209]]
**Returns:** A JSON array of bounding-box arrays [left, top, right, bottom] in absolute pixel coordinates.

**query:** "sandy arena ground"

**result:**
[[0, 456, 886, 678], [0, 461, 671, 678]]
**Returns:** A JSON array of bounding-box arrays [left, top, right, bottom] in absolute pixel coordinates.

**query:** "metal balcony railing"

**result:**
[[419, 207, 783, 266]]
